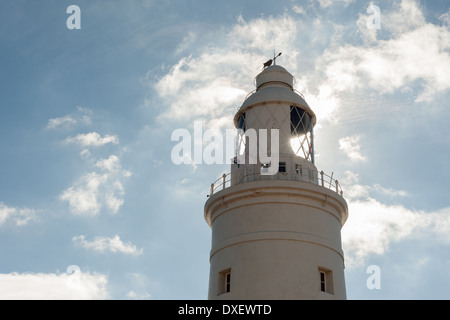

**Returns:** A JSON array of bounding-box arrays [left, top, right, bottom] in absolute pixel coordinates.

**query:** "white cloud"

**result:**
[[370, 184, 409, 198], [64, 132, 119, 147], [59, 172, 107, 216], [0, 202, 36, 227], [96, 155, 121, 172], [0, 203, 15, 225], [343, 199, 450, 268], [341, 170, 409, 202], [302, 84, 340, 124], [126, 290, 151, 300], [174, 31, 197, 56], [155, 54, 248, 123], [316, 0, 355, 8], [343, 182, 408, 201], [0, 271, 108, 300], [154, 14, 301, 127], [440, 9, 450, 27], [340, 171, 449, 268], [384, 0, 426, 35], [13, 208, 35, 226], [46, 107, 92, 129], [318, 0, 450, 103], [60, 155, 130, 216], [47, 115, 78, 129], [338, 135, 366, 162], [109, 158, 132, 178], [292, 5, 305, 15], [105, 189, 124, 213], [231, 15, 300, 58], [60, 171, 127, 216], [73, 235, 143, 256], [80, 148, 91, 158], [153, 2, 450, 130]]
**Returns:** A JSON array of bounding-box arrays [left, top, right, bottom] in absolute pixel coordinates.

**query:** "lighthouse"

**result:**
[[204, 62, 348, 300]]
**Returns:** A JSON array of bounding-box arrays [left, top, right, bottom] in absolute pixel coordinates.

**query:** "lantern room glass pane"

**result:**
[[236, 112, 246, 157], [290, 106, 311, 135], [237, 112, 246, 131], [290, 106, 314, 163]]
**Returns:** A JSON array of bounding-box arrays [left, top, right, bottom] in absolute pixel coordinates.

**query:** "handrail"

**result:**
[[208, 169, 344, 197], [244, 89, 256, 100], [293, 89, 305, 100]]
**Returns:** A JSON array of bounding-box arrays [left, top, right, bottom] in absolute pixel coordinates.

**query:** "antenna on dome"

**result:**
[[262, 51, 282, 69], [273, 50, 282, 65]]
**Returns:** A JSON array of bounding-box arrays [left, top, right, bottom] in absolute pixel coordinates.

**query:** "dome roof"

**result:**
[[256, 65, 294, 90], [234, 65, 316, 127]]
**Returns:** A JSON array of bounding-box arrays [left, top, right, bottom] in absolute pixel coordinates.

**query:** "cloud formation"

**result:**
[[59, 155, 131, 216], [52, 106, 132, 217], [154, 14, 301, 128], [338, 135, 366, 162], [317, 0, 355, 8], [0, 202, 36, 227], [341, 171, 450, 268], [73, 235, 143, 256], [343, 199, 450, 268], [319, 0, 450, 103], [0, 271, 108, 300], [155, 0, 450, 135], [64, 132, 119, 147], [46, 107, 92, 129]]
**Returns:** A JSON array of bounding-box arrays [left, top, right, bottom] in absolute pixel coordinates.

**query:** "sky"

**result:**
[[0, 0, 449, 300]]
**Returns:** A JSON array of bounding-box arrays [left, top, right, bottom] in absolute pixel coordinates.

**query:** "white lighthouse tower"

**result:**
[[204, 62, 348, 300]]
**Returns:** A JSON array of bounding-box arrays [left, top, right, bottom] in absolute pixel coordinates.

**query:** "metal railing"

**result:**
[[293, 89, 305, 100], [208, 169, 343, 197]]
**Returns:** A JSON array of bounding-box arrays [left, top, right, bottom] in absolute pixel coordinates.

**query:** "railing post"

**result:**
[[210, 183, 214, 196], [244, 168, 247, 183], [320, 171, 324, 187], [222, 173, 227, 190]]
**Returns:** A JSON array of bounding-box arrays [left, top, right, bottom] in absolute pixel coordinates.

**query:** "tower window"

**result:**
[[279, 162, 286, 173], [319, 268, 334, 294], [218, 268, 231, 295], [320, 272, 326, 292], [225, 272, 231, 293], [308, 168, 315, 182]]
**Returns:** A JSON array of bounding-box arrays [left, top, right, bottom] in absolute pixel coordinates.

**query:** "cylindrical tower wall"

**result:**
[[205, 181, 348, 300]]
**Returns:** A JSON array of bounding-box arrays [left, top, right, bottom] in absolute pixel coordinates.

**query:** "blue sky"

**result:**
[[0, 0, 449, 299]]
